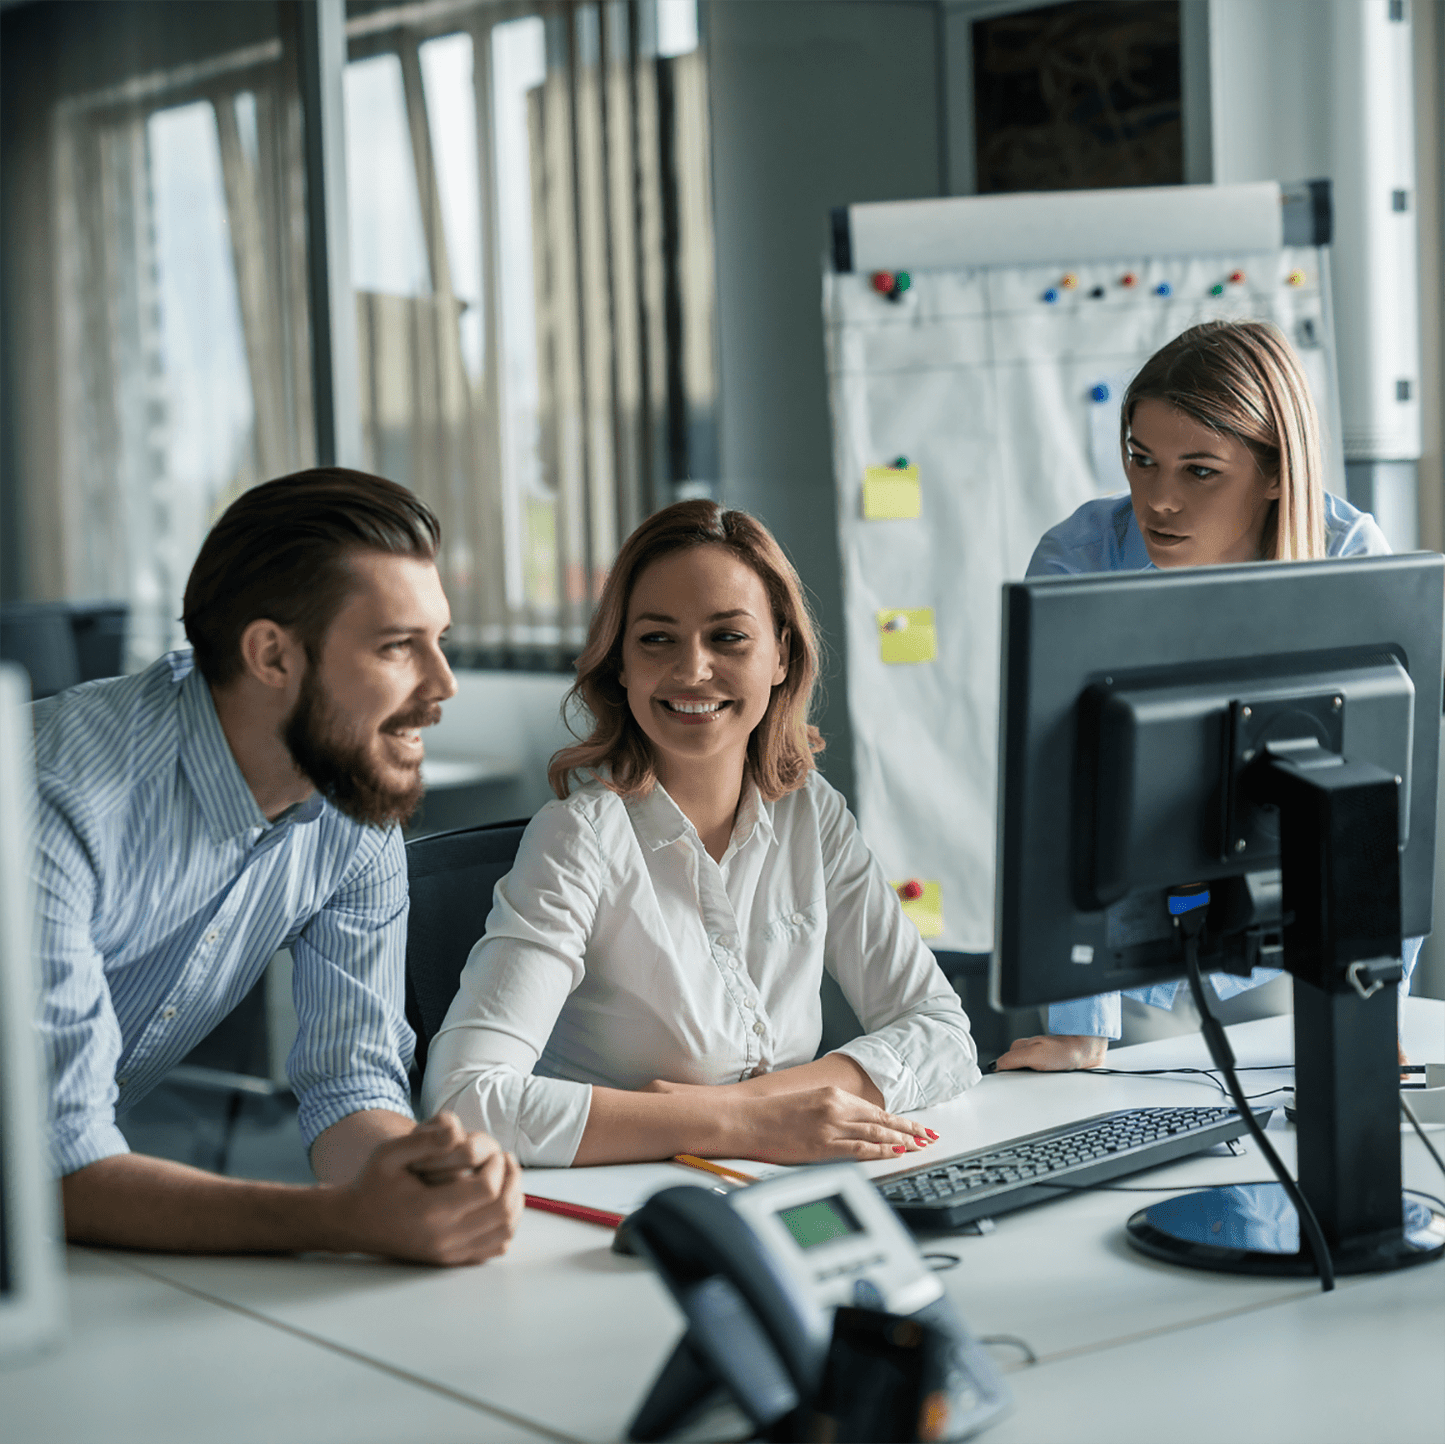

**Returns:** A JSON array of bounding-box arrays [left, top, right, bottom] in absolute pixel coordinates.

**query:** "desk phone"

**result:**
[[625, 1163, 1010, 1442]]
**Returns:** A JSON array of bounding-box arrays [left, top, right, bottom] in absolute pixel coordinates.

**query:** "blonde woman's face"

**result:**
[[1125, 399, 1281, 568], [618, 544, 788, 790]]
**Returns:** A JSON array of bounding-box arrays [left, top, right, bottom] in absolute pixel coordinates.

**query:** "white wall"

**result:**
[[423, 668, 575, 825]]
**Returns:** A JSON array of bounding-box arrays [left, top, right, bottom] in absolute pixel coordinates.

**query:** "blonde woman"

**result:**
[[422, 501, 979, 1165], [1001, 320, 1417, 1071]]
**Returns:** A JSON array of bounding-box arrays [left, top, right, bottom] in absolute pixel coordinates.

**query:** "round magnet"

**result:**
[[882, 615, 908, 633], [1155, 282, 1172, 297], [1042, 288, 1059, 304], [1121, 272, 1138, 288], [1090, 383, 1110, 403], [1061, 273, 1078, 289], [871, 270, 895, 295], [893, 271, 912, 294], [897, 880, 924, 902], [1089, 286, 1105, 299], [1210, 283, 1225, 296], [1229, 269, 1246, 284], [1288, 269, 1306, 287], [892, 456, 909, 470]]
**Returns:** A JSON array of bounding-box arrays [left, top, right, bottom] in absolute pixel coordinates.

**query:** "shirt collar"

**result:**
[[175, 654, 324, 842], [626, 776, 776, 856]]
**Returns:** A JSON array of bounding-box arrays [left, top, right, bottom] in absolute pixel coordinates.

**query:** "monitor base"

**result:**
[[1125, 1184, 1445, 1276]]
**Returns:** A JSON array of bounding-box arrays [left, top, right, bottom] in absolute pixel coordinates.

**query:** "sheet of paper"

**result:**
[[862, 464, 921, 520], [891, 879, 944, 939], [877, 608, 936, 664], [523, 1159, 792, 1217]]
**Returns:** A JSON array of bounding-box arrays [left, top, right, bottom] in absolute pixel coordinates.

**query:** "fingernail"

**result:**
[[893, 1145, 906, 1153], [914, 1137, 927, 1146], [926, 1129, 938, 1140]]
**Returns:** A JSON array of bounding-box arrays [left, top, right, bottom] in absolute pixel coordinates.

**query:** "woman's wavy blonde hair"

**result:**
[[1121, 320, 1326, 561], [548, 500, 825, 801]]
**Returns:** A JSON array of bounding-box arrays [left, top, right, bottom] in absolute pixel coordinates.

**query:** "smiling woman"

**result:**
[[421, 500, 982, 1168]]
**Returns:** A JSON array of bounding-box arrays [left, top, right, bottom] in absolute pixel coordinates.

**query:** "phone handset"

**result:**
[[625, 1163, 1012, 1443]]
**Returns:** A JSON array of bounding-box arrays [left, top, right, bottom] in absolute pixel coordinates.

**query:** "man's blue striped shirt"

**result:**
[[33, 650, 415, 1175]]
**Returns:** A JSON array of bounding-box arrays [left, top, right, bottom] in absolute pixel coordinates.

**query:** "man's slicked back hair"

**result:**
[[182, 468, 441, 685]]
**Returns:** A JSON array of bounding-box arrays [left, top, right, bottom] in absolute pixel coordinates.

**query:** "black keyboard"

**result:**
[[877, 1105, 1271, 1230]]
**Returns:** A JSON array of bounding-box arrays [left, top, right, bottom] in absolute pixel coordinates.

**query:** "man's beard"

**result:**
[[283, 669, 439, 828]]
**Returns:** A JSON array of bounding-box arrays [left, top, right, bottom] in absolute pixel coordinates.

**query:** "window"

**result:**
[[12, 0, 717, 672], [345, 0, 718, 665]]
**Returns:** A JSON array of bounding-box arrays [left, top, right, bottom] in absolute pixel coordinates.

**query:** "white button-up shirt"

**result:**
[[422, 772, 980, 1165]]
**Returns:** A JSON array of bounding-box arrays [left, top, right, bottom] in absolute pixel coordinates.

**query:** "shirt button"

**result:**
[[205, 930, 219, 944], [752, 1020, 765, 1036], [742, 999, 754, 1011], [791, 912, 806, 924], [161, 1007, 177, 1020]]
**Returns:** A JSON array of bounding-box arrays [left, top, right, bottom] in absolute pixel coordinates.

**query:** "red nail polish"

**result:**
[[926, 1129, 939, 1140], [915, 1137, 927, 1146], [893, 1145, 906, 1153]]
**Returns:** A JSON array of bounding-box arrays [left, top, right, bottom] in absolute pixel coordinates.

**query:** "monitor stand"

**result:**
[[1125, 978, 1445, 1275], [1125, 744, 1445, 1277]]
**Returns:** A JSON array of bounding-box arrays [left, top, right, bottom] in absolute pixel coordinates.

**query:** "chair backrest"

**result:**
[[404, 818, 530, 1072], [0, 605, 80, 701]]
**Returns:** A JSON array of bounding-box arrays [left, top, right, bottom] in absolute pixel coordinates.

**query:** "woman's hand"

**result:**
[[719, 1086, 936, 1166], [994, 1034, 1108, 1071]]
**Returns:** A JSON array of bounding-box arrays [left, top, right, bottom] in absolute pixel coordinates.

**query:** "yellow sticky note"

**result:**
[[892, 880, 944, 939], [862, 465, 921, 520], [878, 608, 936, 664]]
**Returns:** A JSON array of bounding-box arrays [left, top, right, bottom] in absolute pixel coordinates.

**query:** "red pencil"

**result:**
[[524, 1193, 625, 1229]]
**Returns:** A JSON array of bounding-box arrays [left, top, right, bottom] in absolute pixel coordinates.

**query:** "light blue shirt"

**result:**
[[32, 651, 415, 1174], [1025, 493, 1419, 1037]]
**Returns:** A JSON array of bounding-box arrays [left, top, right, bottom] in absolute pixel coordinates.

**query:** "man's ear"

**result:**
[[237, 619, 303, 691], [773, 625, 790, 687]]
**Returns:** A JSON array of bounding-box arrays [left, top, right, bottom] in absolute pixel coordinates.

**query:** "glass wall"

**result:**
[[2, 0, 718, 672]]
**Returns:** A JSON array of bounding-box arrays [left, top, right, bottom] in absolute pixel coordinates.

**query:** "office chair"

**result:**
[[404, 817, 530, 1072], [0, 605, 81, 700]]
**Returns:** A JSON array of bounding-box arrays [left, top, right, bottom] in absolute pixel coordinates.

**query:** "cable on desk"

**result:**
[[978, 1334, 1037, 1366], [1405, 1187, 1445, 1213], [1401, 1094, 1445, 1183], [1179, 918, 1335, 1293], [1082, 1064, 1294, 1102]]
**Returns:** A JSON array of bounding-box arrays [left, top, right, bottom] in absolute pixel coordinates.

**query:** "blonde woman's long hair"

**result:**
[[548, 500, 825, 801], [1121, 320, 1327, 561]]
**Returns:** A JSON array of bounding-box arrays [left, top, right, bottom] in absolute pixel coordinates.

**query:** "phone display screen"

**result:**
[[775, 1194, 863, 1249]]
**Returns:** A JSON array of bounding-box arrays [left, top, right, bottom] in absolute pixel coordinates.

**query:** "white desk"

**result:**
[[5, 1003, 1443, 1444]]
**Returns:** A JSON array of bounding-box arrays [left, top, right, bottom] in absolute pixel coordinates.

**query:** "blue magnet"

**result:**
[[1042, 288, 1059, 304], [1090, 383, 1111, 403], [1155, 282, 1172, 298]]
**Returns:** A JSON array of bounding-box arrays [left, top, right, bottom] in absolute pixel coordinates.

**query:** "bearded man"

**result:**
[[33, 468, 521, 1264]]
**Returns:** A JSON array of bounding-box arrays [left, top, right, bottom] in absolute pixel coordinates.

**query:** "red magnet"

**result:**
[[1229, 269, 1246, 284], [897, 880, 924, 902], [871, 270, 895, 295]]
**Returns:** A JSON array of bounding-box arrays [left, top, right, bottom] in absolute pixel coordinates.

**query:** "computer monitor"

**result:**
[[0, 663, 65, 1361], [990, 553, 1445, 1277]]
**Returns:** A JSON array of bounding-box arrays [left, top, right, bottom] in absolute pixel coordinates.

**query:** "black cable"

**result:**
[[922, 1252, 962, 1271], [1400, 1094, 1445, 1183], [978, 1334, 1037, 1366], [1028, 1178, 1281, 1194], [1405, 1187, 1445, 1214], [1180, 921, 1335, 1292]]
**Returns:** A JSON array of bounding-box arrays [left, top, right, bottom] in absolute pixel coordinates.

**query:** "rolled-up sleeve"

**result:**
[[33, 781, 132, 1176], [421, 802, 598, 1165], [289, 829, 416, 1147], [814, 785, 980, 1110]]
